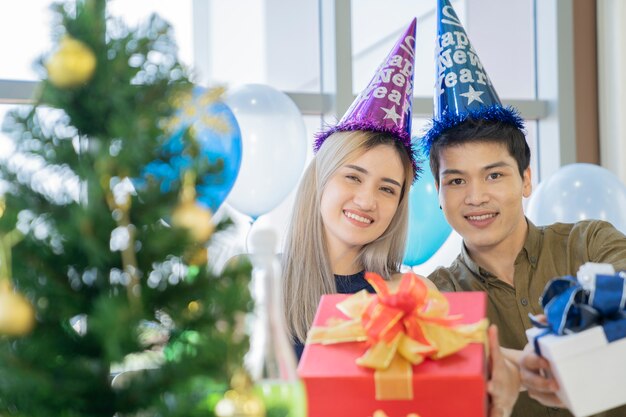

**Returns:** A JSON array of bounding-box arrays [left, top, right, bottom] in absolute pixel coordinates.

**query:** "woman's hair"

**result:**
[[282, 130, 414, 342]]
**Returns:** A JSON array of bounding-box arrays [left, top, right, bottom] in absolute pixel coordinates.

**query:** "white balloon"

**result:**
[[224, 84, 307, 219], [526, 163, 626, 233]]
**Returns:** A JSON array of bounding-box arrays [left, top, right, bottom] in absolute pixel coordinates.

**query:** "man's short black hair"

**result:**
[[429, 118, 531, 183]]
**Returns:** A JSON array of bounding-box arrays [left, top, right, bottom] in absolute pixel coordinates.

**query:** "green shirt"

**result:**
[[428, 219, 626, 417]]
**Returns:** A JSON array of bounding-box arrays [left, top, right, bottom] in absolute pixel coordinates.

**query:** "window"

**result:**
[[0, 1, 193, 81]]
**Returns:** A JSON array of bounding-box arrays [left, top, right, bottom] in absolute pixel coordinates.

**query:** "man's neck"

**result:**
[[465, 218, 529, 286]]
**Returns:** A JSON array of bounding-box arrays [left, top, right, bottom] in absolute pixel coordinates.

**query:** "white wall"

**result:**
[[598, 0, 626, 184]]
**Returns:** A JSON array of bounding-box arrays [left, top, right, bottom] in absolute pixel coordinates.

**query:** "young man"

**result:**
[[426, 117, 626, 417], [426, 1, 626, 416]]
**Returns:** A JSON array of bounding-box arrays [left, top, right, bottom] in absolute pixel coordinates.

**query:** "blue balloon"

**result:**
[[143, 86, 242, 213], [403, 158, 452, 266]]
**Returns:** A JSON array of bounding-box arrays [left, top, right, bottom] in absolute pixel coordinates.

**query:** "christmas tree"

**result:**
[[0, 1, 252, 416]]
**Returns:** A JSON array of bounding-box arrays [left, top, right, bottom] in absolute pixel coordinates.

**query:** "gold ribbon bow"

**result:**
[[306, 272, 487, 400]]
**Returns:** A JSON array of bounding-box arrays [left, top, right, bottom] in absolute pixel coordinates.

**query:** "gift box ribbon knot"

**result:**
[[531, 272, 626, 355]]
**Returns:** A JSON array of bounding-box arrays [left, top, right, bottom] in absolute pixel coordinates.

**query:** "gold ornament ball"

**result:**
[[45, 36, 97, 88], [214, 390, 265, 417], [171, 201, 215, 242], [215, 371, 265, 417], [185, 247, 208, 266], [0, 284, 35, 336]]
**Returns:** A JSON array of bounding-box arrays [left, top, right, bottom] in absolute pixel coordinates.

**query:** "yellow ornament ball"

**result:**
[[0, 282, 35, 336], [185, 247, 208, 266], [45, 35, 97, 88], [214, 389, 265, 417], [215, 371, 266, 417], [171, 201, 215, 243]]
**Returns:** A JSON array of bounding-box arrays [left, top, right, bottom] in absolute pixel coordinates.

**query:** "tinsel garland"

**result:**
[[421, 104, 525, 155]]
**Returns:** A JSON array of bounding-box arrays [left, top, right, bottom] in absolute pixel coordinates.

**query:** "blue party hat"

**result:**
[[422, 0, 524, 153]]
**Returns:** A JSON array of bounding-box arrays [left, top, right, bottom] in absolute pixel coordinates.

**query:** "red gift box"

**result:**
[[298, 291, 487, 417]]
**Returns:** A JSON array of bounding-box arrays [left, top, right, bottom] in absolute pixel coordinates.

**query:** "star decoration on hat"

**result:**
[[460, 85, 484, 105], [381, 105, 401, 125]]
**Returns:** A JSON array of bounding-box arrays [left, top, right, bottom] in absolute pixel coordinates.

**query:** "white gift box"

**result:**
[[526, 326, 626, 417]]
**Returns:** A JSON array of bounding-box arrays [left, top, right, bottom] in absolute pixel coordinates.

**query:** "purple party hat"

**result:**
[[422, 0, 524, 153], [314, 18, 419, 180]]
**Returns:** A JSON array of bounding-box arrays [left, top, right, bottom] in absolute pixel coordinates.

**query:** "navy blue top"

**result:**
[[293, 271, 376, 362]]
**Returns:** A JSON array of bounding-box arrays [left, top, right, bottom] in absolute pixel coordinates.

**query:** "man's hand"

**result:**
[[518, 342, 565, 407], [487, 325, 521, 417]]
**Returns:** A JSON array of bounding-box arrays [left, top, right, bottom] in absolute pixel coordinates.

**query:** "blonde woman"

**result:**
[[282, 130, 415, 358], [282, 17, 420, 358]]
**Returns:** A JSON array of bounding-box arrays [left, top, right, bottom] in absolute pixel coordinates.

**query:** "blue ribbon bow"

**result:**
[[531, 272, 626, 355]]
